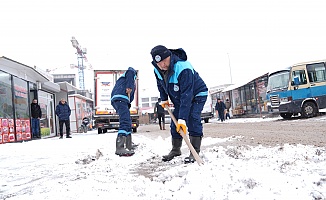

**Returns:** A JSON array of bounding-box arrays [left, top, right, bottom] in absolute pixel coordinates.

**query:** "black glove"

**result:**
[[128, 103, 131, 109]]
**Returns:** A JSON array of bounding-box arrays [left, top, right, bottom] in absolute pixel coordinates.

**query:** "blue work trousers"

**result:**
[[111, 100, 132, 136], [170, 95, 207, 138]]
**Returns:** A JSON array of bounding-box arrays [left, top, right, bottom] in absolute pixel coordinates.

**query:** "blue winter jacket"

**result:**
[[111, 67, 137, 103], [55, 101, 71, 120], [151, 48, 208, 120]]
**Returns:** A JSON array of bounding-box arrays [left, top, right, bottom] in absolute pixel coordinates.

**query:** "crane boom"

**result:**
[[70, 36, 92, 90]]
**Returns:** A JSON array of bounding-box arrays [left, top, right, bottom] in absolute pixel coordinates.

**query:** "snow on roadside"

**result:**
[[0, 117, 326, 200]]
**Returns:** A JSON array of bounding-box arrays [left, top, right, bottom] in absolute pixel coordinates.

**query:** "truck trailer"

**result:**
[[93, 70, 139, 134]]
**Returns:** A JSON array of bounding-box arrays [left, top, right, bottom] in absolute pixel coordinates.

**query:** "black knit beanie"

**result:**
[[150, 45, 171, 63]]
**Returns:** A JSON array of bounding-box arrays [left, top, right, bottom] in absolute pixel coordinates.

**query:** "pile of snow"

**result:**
[[0, 117, 325, 200]]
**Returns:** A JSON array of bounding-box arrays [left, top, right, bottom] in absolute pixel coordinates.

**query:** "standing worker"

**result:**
[[111, 67, 137, 156], [150, 45, 208, 164], [154, 98, 166, 130], [55, 98, 72, 139], [31, 98, 42, 139]]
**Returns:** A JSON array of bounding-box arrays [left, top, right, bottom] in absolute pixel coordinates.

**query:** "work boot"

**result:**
[[159, 123, 162, 130], [162, 138, 182, 162], [184, 136, 202, 164], [126, 134, 135, 153], [162, 123, 166, 130], [115, 135, 134, 156]]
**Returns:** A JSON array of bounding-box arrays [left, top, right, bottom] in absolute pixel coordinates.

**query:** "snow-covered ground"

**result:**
[[209, 115, 283, 123], [0, 117, 325, 200]]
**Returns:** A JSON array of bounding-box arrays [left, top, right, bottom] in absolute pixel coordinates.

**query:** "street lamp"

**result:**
[[227, 53, 232, 84]]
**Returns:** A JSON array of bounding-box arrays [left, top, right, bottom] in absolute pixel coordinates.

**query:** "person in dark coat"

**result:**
[[154, 98, 166, 130], [111, 67, 137, 156], [55, 98, 72, 139], [31, 98, 42, 138], [215, 98, 226, 122], [150, 45, 208, 164], [225, 99, 231, 119]]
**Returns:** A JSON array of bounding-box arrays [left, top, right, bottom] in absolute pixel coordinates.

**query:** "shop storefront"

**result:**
[[212, 73, 269, 117], [0, 56, 60, 144]]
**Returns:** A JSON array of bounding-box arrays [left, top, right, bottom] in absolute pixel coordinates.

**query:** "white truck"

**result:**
[[201, 94, 214, 123], [93, 70, 139, 134], [165, 95, 214, 124]]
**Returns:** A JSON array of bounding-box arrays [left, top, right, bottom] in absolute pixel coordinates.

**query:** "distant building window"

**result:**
[[151, 102, 156, 107], [151, 97, 158, 101], [142, 97, 149, 102], [142, 103, 149, 107]]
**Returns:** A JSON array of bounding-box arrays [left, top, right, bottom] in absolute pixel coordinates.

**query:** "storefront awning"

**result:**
[[222, 83, 243, 92], [0, 56, 50, 83], [68, 94, 93, 102], [222, 72, 269, 93], [57, 82, 79, 92], [41, 81, 60, 93]]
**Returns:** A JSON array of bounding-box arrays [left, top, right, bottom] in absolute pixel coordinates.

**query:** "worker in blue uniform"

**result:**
[[150, 45, 208, 163], [111, 67, 137, 156]]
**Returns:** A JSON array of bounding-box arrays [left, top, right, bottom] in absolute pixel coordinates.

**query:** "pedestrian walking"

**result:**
[[31, 98, 42, 139], [154, 98, 166, 130], [111, 67, 137, 156], [215, 98, 226, 122], [150, 45, 208, 164], [55, 98, 72, 139]]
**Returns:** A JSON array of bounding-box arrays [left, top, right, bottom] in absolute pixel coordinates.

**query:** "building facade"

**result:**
[[0, 57, 61, 144], [211, 73, 269, 117], [0, 56, 95, 144]]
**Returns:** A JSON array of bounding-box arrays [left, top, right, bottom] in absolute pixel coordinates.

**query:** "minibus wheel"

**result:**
[[301, 102, 317, 118]]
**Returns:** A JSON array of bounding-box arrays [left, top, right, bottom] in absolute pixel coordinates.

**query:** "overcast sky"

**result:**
[[1, 0, 326, 93]]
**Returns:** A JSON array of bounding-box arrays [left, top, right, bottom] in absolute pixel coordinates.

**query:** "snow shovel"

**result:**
[[165, 106, 204, 166]]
